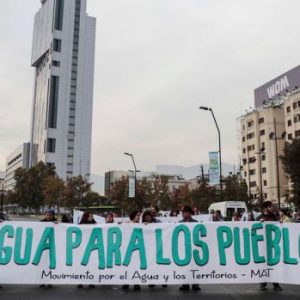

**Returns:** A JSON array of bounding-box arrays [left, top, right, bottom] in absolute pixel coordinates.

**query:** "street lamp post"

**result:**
[[124, 152, 139, 199], [269, 117, 286, 209], [199, 106, 223, 200]]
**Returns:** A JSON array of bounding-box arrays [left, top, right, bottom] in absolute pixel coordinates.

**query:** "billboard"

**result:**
[[254, 65, 300, 108], [128, 177, 135, 198], [209, 151, 220, 185]]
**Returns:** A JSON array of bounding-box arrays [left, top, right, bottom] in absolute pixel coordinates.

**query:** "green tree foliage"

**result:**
[[223, 174, 249, 204], [62, 175, 92, 208], [9, 162, 56, 212], [280, 139, 300, 206], [42, 175, 65, 212]]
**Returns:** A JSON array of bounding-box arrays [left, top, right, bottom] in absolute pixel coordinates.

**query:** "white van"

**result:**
[[208, 201, 248, 220]]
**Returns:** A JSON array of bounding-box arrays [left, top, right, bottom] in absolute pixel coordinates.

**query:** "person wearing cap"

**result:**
[[178, 205, 201, 291], [40, 209, 57, 222]]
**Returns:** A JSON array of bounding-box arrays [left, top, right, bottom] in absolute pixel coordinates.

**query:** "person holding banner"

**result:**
[[79, 211, 96, 225], [179, 206, 201, 291], [105, 212, 114, 224], [40, 209, 57, 222], [122, 210, 142, 291], [151, 206, 161, 223], [256, 201, 282, 291]]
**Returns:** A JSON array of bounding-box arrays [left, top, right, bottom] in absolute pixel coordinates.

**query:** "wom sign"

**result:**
[[254, 65, 300, 107], [0, 222, 300, 285]]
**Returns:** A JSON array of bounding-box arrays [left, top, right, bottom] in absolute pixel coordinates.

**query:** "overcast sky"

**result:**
[[1, 0, 300, 181]]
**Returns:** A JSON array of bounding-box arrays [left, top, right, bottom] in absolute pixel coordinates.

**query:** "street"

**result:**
[[1, 284, 300, 300], [2, 215, 300, 299]]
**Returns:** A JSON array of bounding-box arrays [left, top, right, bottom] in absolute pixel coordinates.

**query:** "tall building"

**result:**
[[5, 143, 30, 191], [30, 0, 96, 181], [239, 65, 300, 205], [240, 106, 288, 204]]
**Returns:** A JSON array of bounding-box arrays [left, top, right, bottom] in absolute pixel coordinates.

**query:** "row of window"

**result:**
[[286, 100, 300, 113], [249, 180, 268, 187]]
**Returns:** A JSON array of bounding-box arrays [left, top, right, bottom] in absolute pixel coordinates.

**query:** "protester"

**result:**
[[79, 211, 96, 225], [142, 210, 154, 224], [129, 210, 141, 223], [151, 205, 161, 223], [170, 210, 178, 217], [231, 212, 240, 221], [179, 206, 201, 291], [61, 212, 73, 223], [247, 211, 255, 221], [105, 212, 114, 224], [192, 205, 199, 215], [280, 208, 292, 223], [78, 211, 96, 288], [122, 210, 141, 291], [40, 209, 57, 222], [256, 201, 282, 291], [213, 210, 223, 221]]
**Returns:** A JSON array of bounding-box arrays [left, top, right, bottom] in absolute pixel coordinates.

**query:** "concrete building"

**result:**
[[5, 143, 30, 191], [284, 89, 300, 141], [240, 106, 288, 204], [30, 0, 96, 181], [105, 170, 129, 197]]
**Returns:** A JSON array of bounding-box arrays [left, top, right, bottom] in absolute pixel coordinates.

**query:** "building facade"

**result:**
[[240, 106, 288, 204], [30, 0, 96, 181], [5, 143, 30, 191]]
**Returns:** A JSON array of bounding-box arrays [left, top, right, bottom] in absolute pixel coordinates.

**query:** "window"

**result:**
[[243, 159, 247, 165], [244, 171, 247, 177], [242, 136, 245, 142], [247, 120, 254, 127], [247, 132, 255, 139], [261, 142, 265, 149], [287, 119, 292, 127], [53, 39, 62, 52], [48, 76, 59, 128], [263, 180, 267, 186], [295, 130, 300, 137], [288, 133, 293, 140], [249, 169, 256, 176], [247, 144, 255, 152], [287, 106, 291, 113], [258, 117, 264, 124], [54, 0, 64, 30], [261, 155, 266, 161], [52, 60, 60, 67], [243, 148, 246, 153], [47, 138, 56, 153], [249, 156, 256, 163], [293, 102, 297, 109], [260, 129, 265, 136], [250, 181, 257, 187], [262, 167, 267, 174]]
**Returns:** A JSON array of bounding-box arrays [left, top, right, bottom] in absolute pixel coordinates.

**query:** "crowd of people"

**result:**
[[1, 201, 297, 291]]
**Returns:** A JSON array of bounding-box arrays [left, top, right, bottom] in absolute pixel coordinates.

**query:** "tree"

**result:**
[[189, 181, 218, 212], [11, 162, 56, 212], [42, 176, 65, 213], [62, 175, 92, 208], [223, 174, 249, 204], [280, 139, 300, 206]]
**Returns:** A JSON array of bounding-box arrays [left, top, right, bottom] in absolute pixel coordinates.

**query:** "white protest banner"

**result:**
[[1, 221, 300, 285]]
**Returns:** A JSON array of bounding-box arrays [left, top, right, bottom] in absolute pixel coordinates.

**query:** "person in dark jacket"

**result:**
[[40, 209, 57, 222], [61, 212, 73, 223], [179, 206, 200, 291], [79, 211, 96, 225], [256, 201, 282, 291]]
